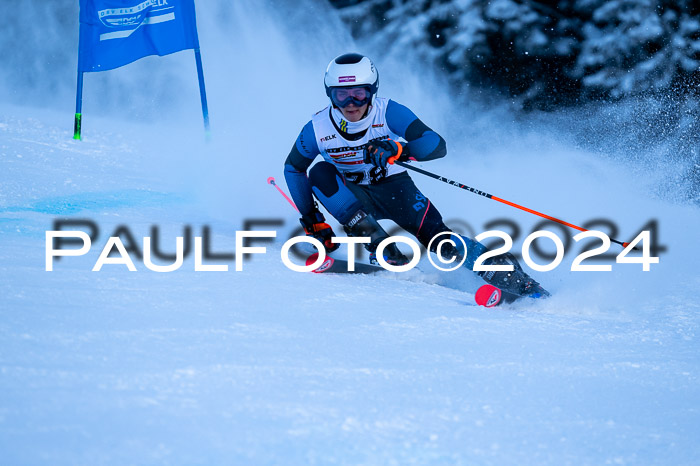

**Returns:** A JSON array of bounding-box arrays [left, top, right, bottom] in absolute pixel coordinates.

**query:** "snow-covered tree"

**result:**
[[572, 0, 700, 99], [331, 0, 581, 108], [330, 0, 700, 108]]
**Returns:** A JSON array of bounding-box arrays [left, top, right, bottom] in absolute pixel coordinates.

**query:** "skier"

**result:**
[[283, 52, 545, 298]]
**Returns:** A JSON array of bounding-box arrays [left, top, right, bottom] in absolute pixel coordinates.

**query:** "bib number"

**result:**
[[345, 166, 387, 185]]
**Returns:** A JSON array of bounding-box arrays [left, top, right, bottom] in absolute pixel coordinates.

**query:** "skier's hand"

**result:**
[[364, 139, 408, 168], [300, 210, 340, 253]]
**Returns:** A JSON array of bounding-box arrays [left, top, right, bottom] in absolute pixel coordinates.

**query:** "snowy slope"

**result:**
[[1, 1, 700, 464]]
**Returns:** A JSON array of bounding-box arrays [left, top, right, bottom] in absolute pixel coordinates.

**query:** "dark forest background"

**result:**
[[329, 0, 699, 108], [328, 0, 700, 202]]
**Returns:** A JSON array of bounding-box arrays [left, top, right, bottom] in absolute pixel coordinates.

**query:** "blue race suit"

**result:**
[[284, 98, 485, 268]]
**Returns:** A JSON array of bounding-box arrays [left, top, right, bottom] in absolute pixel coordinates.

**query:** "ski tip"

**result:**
[[306, 253, 335, 273], [305, 253, 319, 267], [475, 284, 502, 308]]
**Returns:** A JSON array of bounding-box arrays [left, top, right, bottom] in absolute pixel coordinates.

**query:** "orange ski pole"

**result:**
[[394, 160, 633, 249]]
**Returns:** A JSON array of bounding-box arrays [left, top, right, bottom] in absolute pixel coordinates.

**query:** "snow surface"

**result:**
[[1, 1, 699, 464]]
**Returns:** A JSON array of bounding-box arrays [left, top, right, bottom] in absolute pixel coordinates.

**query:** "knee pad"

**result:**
[[308, 162, 343, 198], [308, 162, 363, 224]]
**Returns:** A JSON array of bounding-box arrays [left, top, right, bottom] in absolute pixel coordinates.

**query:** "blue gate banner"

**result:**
[[78, 0, 200, 72]]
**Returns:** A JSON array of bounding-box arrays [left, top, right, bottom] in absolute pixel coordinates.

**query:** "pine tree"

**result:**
[[572, 0, 700, 98], [330, 0, 700, 107]]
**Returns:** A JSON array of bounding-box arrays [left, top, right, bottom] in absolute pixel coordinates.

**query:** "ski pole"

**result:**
[[394, 160, 634, 249], [267, 177, 299, 213]]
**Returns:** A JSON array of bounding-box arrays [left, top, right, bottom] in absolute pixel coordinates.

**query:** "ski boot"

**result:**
[[478, 252, 550, 298], [343, 209, 409, 266], [428, 233, 487, 271]]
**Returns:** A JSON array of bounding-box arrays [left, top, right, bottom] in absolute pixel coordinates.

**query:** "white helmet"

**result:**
[[324, 53, 379, 101]]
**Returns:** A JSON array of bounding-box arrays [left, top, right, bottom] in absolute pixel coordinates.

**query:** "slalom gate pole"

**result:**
[[73, 71, 84, 140], [394, 160, 633, 249], [194, 48, 211, 139], [267, 177, 299, 213]]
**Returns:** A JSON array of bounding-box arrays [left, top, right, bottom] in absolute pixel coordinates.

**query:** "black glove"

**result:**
[[299, 209, 340, 252], [364, 139, 409, 168]]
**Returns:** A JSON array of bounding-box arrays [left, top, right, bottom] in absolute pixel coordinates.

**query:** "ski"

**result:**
[[306, 253, 384, 274], [474, 283, 550, 307], [306, 252, 551, 306]]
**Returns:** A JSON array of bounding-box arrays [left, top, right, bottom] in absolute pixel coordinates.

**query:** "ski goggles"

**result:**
[[330, 86, 371, 108]]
